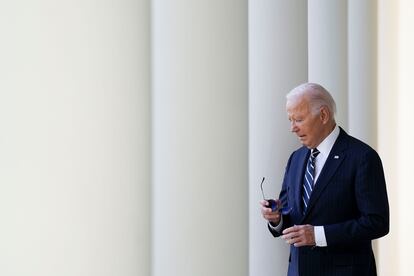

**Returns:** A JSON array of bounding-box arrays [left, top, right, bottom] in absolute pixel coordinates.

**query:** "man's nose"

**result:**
[[290, 122, 298, 132]]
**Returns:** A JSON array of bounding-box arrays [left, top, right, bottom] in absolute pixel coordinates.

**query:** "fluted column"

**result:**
[[348, 0, 381, 270], [308, 0, 348, 128], [348, 0, 377, 144], [137, 1, 151, 275], [0, 1, 149, 276], [151, 1, 248, 275], [248, 1, 308, 275]]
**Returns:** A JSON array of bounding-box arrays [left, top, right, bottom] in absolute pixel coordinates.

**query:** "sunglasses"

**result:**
[[260, 177, 292, 215]]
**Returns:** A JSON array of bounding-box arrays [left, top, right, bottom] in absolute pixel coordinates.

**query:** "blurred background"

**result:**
[[0, 0, 412, 275]]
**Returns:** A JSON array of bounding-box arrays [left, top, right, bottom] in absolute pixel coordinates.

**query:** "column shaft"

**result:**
[[0, 1, 149, 275], [151, 1, 248, 275], [376, 1, 399, 275], [308, 0, 348, 128], [396, 1, 414, 275], [348, 0, 377, 144], [248, 1, 308, 275]]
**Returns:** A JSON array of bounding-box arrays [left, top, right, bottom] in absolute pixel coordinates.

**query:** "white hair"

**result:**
[[286, 83, 337, 118]]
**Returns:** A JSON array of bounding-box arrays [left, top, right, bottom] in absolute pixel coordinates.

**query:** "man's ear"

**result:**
[[320, 106, 330, 124]]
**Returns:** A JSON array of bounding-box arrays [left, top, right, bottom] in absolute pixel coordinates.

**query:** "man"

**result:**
[[260, 83, 389, 276]]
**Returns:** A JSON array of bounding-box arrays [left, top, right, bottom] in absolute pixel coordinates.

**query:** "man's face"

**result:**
[[286, 96, 326, 149]]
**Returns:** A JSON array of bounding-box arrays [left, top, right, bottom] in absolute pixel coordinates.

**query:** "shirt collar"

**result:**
[[314, 125, 340, 156]]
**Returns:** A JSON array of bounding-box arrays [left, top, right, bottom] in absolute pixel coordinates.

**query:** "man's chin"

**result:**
[[298, 138, 307, 145]]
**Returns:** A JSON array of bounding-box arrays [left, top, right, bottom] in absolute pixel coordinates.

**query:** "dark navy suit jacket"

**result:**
[[269, 128, 389, 276]]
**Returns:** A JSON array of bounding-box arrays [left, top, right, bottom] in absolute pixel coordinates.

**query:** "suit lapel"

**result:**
[[302, 128, 349, 219], [293, 148, 309, 217]]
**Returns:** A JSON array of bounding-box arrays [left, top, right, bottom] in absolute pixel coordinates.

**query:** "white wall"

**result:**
[[0, 1, 149, 275]]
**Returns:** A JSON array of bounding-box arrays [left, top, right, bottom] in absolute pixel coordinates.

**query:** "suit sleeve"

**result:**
[[324, 149, 390, 245], [268, 153, 294, 237]]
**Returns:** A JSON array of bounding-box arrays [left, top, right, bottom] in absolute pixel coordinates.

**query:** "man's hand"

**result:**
[[281, 224, 315, 247], [260, 199, 281, 225]]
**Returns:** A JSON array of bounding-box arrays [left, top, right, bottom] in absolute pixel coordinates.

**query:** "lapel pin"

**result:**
[[334, 155, 339, 159]]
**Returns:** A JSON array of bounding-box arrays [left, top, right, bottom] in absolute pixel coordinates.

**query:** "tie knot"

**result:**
[[311, 148, 320, 159]]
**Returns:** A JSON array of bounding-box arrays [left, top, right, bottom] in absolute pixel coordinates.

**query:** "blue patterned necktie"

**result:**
[[302, 148, 320, 213]]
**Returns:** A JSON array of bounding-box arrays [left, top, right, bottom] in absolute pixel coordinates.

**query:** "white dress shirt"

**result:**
[[313, 125, 340, 246]]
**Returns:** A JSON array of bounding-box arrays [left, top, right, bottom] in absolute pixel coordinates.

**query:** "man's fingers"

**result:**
[[286, 237, 301, 245], [293, 241, 306, 247], [282, 230, 297, 240], [263, 212, 280, 221], [260, 200, 282, 225], [283, 233, 305, 245], [281, 225, 314, 247], [261, 207, 274, 217], [282, 225, 299, 235]]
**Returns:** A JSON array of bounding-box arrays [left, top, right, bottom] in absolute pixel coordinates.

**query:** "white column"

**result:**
[[396, 1, 414, 275], [0, 1, 148, 275], [348, 0, 377, 144], [376, 1, 399, 275], [151, 1, 248, 276], [137, 1, 151, 275], [248, 1, 307, 276], [308, 0, 348, 128]]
